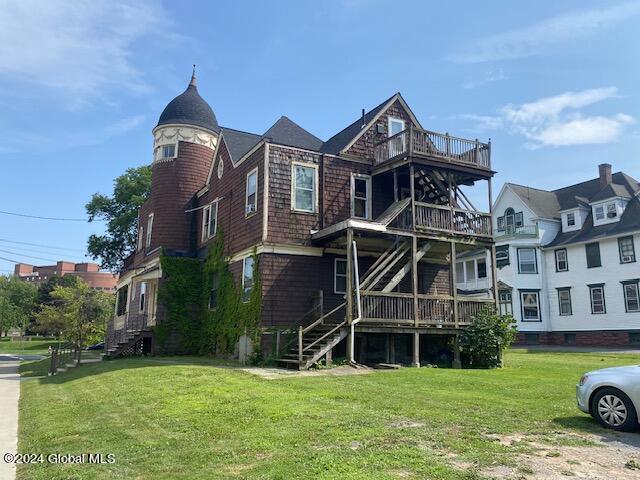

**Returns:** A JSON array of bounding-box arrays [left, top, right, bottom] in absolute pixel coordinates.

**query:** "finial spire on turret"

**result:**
[[190, 64, 197, 87]]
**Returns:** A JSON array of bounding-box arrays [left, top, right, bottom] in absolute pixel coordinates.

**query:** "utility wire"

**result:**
[[0, 210, 87, 222], [0, 244, 87, 260], [0, 248, 58, 263], [0, 238, 86, 253]]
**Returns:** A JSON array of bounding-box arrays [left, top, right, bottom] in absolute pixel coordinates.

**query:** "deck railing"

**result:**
[[374, 127, 491, 170], [360, 291, 494, 328], [415, 202, 492, 237], [493, 224, 538, 239]]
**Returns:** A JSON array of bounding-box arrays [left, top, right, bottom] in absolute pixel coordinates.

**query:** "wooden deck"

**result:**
[[373, 126, 491, 172], [360, 290, 494, 328]]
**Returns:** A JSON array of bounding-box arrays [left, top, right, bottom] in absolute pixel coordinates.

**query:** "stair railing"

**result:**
[[48, 342, 80, 376], [297, 301, 347, 362]]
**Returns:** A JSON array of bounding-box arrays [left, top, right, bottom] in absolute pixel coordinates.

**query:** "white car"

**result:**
[[577, 365, 640, 431]]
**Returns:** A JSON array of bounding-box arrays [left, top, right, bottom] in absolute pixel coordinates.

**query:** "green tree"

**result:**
[[86, 165, 152, 271], [0, 275, 38, 336], [34, 280, 113, 348], [37, 275, 81, 306]]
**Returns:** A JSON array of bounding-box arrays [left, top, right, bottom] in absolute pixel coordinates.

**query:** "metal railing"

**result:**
[[493, 224, 538, 239], [374, 126, 491, 170], [49, 343, 81, 375]]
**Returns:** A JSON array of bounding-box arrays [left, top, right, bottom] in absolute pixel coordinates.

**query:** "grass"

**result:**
[[0, 339, 60, 355], [17, 350, 640, 480], [19, 352, 103, 378]]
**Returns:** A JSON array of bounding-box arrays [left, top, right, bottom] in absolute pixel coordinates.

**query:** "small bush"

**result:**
[[459, 308, 516, 368]]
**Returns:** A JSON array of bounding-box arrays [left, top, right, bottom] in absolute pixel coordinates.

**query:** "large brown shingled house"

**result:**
[[107, 71, 498, 369]]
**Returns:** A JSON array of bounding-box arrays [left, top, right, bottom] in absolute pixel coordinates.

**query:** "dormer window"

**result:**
[[594, 205, 605, 220], [566, 212, 575, 226], [606, 203, 617, 218]]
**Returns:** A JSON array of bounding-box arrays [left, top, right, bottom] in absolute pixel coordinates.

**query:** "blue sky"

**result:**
[[1, 0, 639, 274]]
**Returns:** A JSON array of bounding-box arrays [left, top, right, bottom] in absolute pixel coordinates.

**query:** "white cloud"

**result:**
[[0, 0, 172, 108], [461, 67, 507, 89], [459, 87, 634, 148], [0, 115, 146, 154], [449, 1, 640, 63]]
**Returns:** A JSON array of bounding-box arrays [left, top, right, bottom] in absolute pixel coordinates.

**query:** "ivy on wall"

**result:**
[[156, 229, 262, 356]]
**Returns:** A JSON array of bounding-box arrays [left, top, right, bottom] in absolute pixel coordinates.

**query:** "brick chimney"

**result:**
[[598, 163, 612, 189]]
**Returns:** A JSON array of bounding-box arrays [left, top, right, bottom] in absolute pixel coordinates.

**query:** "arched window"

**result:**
[[504, 208, 515, 233]]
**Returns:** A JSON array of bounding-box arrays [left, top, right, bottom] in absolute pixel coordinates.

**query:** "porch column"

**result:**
[[346, 228, 354, 363], [490, 244, 499, 311], [412, 235, 420, 367], [412, 332, 420, 368]]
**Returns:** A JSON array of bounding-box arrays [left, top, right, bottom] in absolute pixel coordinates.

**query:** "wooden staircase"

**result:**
[[105, 314, 150, 359]]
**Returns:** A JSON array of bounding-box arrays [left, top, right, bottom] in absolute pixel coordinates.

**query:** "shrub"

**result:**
[[459, 308, 516, 368]]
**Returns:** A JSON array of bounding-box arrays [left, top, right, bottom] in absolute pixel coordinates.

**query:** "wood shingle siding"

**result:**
[[198, 138, 264, 257], [345, 100, 415, 159]]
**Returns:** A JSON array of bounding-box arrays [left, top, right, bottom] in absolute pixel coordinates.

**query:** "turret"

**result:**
[[143, 67, 219, 254]]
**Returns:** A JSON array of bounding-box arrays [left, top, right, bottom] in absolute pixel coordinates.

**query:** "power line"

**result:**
[[0, 210, 87, 222], [0, 238, 86, 253], [0, 244, 87, 260], [0, 248, 58, 263]]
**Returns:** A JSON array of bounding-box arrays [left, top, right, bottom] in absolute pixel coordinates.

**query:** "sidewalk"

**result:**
[[0, 360, 19, 480]]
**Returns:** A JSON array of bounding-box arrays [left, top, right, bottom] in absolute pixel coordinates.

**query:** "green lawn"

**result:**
[[17, 350, 640, 480], [0, 339, 60, 355]]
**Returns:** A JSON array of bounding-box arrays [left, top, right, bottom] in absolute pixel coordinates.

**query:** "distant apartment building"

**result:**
[[492, 163, 640, 346], [14, 261, 118, 292]]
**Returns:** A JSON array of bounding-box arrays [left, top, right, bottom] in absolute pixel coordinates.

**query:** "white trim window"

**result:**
[[517, 248, 537, 274], [334, 258, 347, 294], [155, 143, 177, 161], [557, 288, 572, 316], [566, 212, 575, 226], [202, 202, 218, 241], [498, 290, 512, 316], [242, 256, 255, 302], [594, 205, 605, 220], [351, 174, 371, 219], [245, 168, 258, 216], [139, 282, 147, 313], [137, 226, 143, 252], [555, 248, 568, 272], [388, 117, 406, 158], [520, 291, 541, 321], [623, 282, 639, 313], [292, 163, 317, 213], [618, 236, 636, 264], [145, 213, 154, 249], [589, 285, 606, 314]]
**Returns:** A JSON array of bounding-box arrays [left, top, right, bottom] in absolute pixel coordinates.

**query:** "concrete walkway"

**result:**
[[0, 358, 20, 480]]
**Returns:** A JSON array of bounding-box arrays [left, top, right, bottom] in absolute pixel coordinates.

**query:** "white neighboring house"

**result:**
[[492, 164, 640, 346]]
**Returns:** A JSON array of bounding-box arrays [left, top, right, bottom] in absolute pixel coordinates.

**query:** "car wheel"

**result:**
[[591, 387, 638, 431]]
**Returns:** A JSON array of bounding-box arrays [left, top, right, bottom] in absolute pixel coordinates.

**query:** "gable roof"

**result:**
[[507, 184, 561, 220], [320, 92, 423, 155], [220, 127, 262, 162]]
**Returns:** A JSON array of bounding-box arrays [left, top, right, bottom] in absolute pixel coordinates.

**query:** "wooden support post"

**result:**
[[451, 241, 459, 328], [413, 332, 420, 368], [452, 334, 462, 369], [389, 334, 396, 363], [385, 334, 391, 363], [490, 244, 499, 311], [275, 329, 281, 357], [298, 326, 303, 364], [410, 165, 416, 230], [393, 169, 399, 202], [325, 348, 333, 367], [412, 236, 419, 328], [346, 228, 354, 363]]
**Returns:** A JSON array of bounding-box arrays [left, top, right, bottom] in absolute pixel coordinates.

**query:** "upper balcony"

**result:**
[[373, 126, 491, 174], [493, 224, 538, 240]]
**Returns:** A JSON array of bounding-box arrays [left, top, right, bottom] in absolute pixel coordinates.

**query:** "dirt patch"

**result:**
[[388, 420, 426, 429], [479, 431, 640, 479], [240, 365, 373, 380]]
